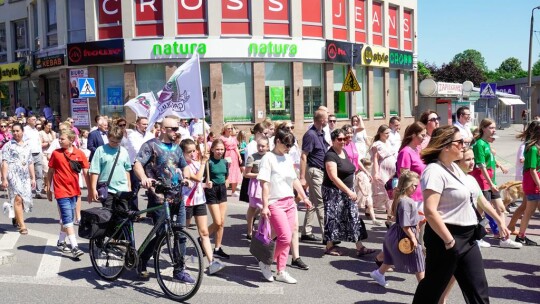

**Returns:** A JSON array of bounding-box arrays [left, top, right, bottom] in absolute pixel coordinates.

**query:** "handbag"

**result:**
[[63, 152, 82, 173], [97, 150, 121, 201], [398, 237, 415, 254], [249, 217, 275, 265], [437, 163, 488, 240]]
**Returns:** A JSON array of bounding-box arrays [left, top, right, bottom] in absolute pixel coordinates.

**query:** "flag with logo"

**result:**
[[125, 92, 156, 118], [145, 53, 205, 138]]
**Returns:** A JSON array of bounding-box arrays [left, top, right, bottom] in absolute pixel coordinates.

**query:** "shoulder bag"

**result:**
[[437, 163, 488, 240], [64, 151, 82, 173], [97, 150, 121, 201]]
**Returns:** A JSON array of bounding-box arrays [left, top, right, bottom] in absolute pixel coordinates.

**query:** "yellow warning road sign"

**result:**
[[341, 69, 361, 92]]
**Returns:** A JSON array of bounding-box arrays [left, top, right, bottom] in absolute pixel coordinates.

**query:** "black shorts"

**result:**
[[204, 183, 227, 204], [482, 190, 501, 201], [186, 204, 207, 219]]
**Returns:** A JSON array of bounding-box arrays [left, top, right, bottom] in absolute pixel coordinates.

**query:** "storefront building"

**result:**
[[1, 0, 418, 133]]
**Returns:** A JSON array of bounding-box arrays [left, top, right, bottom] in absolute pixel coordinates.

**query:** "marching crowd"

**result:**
[[1, 104, 538, 303]]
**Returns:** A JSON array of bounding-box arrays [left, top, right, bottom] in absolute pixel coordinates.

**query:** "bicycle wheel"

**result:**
[[154, 229, 203, 302], [89, 228, 129, 281]]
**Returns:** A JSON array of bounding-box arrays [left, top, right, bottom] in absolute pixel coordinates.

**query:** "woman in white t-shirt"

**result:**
[[258, 129, 312, 284], [413, 126, 490, 303]]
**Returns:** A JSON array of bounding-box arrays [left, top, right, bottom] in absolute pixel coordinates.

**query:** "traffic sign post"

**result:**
[[78, 78, 96, 98], [480, 82, 497, 98], [341, 69, 361, 92]]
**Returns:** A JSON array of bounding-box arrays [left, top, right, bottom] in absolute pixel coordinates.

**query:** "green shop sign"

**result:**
[[269, 86, 285, 111], [248, 42, 297, 56], [152, 42, 207, 56], [389, 50, 413, 70]]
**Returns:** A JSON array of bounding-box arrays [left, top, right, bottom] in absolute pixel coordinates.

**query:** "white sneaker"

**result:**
[[477, 239, 491, 248], [275, 271, 297, 284], [500, 238, 523, 249], [208, 259, 225, 275], [372, 220, 383, 226], [259, 261, 274, 282], [370, 270, 388, 287], [231, 192, 239, 197]]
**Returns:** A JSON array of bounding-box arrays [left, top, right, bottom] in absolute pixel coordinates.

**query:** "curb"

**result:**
[[0, 251, 16, 266]]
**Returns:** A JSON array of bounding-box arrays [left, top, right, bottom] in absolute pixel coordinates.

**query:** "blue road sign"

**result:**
[[480, 82, 497, 98], [78, 78, 96, 98]]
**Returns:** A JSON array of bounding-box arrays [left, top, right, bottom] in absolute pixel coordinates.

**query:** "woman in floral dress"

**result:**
[[2, 123, 36, 234], [370, 125, 397, 224], [220, 123, 242, 196]]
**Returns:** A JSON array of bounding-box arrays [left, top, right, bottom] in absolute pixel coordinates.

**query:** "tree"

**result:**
[[451, 49, 488, 73], [417, 62, 432, 81], [533, 59, 540, 76], [435, 59, 486, 86], [497, 57, 525, 75]]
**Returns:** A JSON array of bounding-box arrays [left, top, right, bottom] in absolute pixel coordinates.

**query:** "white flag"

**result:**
[[125, 92, 156, 118]]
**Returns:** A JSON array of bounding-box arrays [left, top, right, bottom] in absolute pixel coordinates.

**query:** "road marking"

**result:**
[[35, 238, 62, 278], [0, 231, 20, 250]]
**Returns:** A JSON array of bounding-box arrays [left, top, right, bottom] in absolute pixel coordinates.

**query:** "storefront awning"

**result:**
[[499, 97, 525, 106]]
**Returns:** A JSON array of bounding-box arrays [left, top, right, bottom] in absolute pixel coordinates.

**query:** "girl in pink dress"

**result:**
[[221, 124, 242, 196]]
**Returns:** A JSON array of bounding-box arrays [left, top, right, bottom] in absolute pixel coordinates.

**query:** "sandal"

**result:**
[[19, 228, 28, 235], [325, 246, 343, 256], [357, 246, 377, 256]]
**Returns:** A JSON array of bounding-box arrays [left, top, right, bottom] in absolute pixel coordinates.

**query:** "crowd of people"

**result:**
[[2, 103, 538, 303]]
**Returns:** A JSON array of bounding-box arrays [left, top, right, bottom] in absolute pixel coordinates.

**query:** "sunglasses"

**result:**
[[0, 125, 6, 128], [165, 127, 179, 132], [118, 124, 127, 127], [286, 126, 294, 130], [449, 139, 465, 147], [285, 143, 294, 148], [428, 117, 441, 122], [329, 120, 337, 123], [335, 137, 347, 142]]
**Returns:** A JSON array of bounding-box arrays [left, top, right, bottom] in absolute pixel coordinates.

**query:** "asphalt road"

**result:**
[[0, 124, 538, 304]]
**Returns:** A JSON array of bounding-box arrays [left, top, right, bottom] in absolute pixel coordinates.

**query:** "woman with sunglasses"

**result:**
[[0, 120, 13, 150], [220, 123, 242, 197], [413, 126, 489, 303], [114, 118, 130, 148], [322, 128, 373, 257], [419, 110, 440, 151]]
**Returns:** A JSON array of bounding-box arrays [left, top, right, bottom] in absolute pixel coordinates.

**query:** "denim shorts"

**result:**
[[526, 193, 540, 201], [57, 196, 78, 228]]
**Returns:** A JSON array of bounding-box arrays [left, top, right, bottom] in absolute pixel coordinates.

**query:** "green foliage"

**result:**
[[435, 59, 486, 86], [451, 49, 488, 73], [417, 62, 432, 81], [533, 59, 540, 76]]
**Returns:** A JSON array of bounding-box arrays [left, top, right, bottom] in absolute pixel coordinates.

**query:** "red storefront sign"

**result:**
[[332, 0, 347, 40], [355, 0, 366, 43], [372, 1, 383, 46], [221, 0, 250, 35], [388, 6, 398, 49], [135, 0, 163, 37], [403, 10, 413, 51], [98, 0, 122, 39], [301, 0, 322, 38], [177, 0, 207, 35], [264, 0, 289, 36]]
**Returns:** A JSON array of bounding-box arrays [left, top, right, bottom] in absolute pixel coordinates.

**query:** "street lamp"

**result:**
[[527, 6, 540, 122]]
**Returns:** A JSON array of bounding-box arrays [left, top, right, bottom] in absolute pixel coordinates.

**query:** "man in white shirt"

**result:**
[[23, 114, 44, 198], [388, 116, 402, 154], [125, 117, 148, 212], [177, 119, 192, 141], [189, 118, 210, 138], [453, 106, 474, 144]]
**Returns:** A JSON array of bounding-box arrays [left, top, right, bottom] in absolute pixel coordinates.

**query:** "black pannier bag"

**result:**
[[78, 207, 113, 239]]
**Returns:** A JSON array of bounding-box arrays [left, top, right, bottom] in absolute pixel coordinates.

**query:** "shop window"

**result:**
[[67, 0, 85, 43], [403, 72, 413, 117], [12, 19, 28, 61], [200, 63, 211, 123], [333, 64, 349, 119], [99, 66, 124, 118], [222, 62, 253, 123], [46, 0, 57, 47], [265, 62, 291, 121], [0, 23, 6, 62], [303, 63, 324, 120], [355, 66, 368, 118], [136, 64, 166, 98], [389, 70, 399, 116], [372, 68, 385, 118]]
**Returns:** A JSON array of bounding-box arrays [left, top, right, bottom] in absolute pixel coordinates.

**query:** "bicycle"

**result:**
[[88, 180, 203, 302]]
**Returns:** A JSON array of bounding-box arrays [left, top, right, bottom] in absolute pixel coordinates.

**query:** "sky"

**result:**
[[418, 1, 540, 71]]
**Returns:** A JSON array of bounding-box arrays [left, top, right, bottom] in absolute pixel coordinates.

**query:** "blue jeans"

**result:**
[[57, 196, 78, 228]]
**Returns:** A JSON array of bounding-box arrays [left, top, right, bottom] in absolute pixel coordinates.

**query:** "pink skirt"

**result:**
[[248, 178, 262, 209]]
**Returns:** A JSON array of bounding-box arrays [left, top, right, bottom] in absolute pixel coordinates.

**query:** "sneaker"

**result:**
[[291, 257, 309, 270], [476, 239, 491, 248], [275, 271, 297, 284], [137, 259, 150, 279], [500, 238, 523, 249], [372, 220, 383, 226], [370, 270, 388, 287], [208, 260, 225, 275], [71, 246, 84, 258], [258, 261, 274, 282], [173, 270, 196, 284], [213, 247, 230, 259], [231, 192, 239, 197], [515, 236, 537, 246], [300, 234, 322, 242], [56, 241, 71, 252]]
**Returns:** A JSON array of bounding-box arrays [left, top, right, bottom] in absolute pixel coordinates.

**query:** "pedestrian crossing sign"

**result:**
[[480, 82, 497, 98], [78, 78, 96, 98], [341, 69, 361, 92]]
